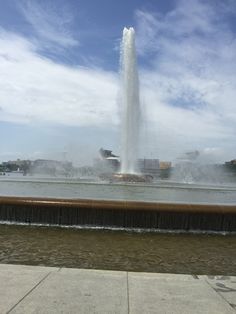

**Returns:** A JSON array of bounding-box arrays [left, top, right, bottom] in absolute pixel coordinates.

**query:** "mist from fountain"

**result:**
[[120, 27, 140, 174]]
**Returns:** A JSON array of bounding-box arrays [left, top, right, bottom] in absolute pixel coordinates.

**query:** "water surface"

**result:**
[[0, 176, 236, 204], [0, 224, 235, 275]]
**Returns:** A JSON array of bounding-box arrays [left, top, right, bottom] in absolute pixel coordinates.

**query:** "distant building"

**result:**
[[31, 159, 73, 175], [33, 159, 62, 168], [1, 159, 31, 173], [159, 161, 172, 170], [138, 159, 160, 174], [138, 159, 171, 175], [2, 159, 31, 167], [97, 148, 171, 177], [225, 159, 236, 166], [97, 148, 120, 172], [99, 148, 118, 159], [105, 157, 120, 169]]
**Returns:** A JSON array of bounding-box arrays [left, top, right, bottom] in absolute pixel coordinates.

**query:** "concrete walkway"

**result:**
[[0, 264, 235, 314]]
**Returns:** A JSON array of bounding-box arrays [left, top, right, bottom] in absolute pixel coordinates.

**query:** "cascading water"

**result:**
[[120, 27, 140, 174]]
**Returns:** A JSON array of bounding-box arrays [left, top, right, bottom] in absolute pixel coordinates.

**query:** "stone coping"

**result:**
[[0, 196, 236, 214]]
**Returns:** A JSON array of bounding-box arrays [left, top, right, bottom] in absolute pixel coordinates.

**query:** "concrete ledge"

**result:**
[[0, 264, 235, 313], [0, 196, 236, 214]]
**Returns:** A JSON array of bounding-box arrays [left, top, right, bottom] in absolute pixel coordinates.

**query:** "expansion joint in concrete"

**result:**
[[204, 279, 236, 312], [6, 271, 52, 314], [126, 272, 130, 314]]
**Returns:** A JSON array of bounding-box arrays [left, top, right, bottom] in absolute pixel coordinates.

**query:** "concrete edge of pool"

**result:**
[[0, 263, 235, 313], [0, 196, 236, 213], [0, 196, 236, 232]]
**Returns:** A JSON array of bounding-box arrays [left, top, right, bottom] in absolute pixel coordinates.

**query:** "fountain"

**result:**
[[120, 27, 140, 174], [112, 27, 152, 183], [0, 28, 235, 234]]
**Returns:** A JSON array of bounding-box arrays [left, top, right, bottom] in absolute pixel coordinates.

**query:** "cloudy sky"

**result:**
[[0, 0, 236, 165]]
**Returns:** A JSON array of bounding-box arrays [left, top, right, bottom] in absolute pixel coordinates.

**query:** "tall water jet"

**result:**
[[120, 27, 140, 174]]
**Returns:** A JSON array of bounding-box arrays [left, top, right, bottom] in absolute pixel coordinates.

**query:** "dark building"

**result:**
[[137, 159, 160, 174]]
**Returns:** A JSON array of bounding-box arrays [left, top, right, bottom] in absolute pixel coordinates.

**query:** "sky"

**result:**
[[0, 0, 236, 165]]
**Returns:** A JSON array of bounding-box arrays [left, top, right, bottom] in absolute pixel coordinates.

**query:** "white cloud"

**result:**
[[18, 0, 78, 48], [1, 0, 236, 163], [0, 29, 118, 128], [135, 0, 236, 160]]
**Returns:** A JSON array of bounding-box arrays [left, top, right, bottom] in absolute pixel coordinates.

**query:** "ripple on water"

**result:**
[[0, 225, 235, 275]]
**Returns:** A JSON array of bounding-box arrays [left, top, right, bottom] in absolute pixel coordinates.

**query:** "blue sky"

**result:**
[[1, 0, 236, 164]]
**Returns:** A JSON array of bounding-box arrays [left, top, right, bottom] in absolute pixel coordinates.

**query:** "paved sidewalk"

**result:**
[[0, 264, 235, 313]]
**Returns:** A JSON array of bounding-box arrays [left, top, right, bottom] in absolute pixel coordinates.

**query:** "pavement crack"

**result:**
[[6, 271, 52, 314]]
